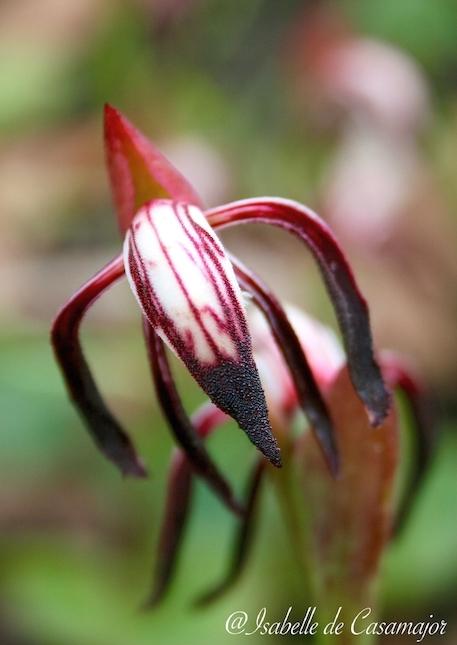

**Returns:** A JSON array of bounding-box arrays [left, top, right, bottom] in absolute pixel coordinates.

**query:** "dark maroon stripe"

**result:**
[[130, 224, 195, 361], [181, 203, 248, 343], [188, 212, 248, 333], [146, 208, 224, 362], [173, 204, 239, 341]]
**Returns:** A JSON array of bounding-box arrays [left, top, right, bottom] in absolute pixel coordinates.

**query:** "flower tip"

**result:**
[[366, 385, 392, 428], [223, 397, 282, 468], [229, 498, 247, 517], [103, 102, 116, 117], [141, 592, 162, 612], [327, 450, 340, 479], [193, 589, 221, 608], [269, 448, 282, 468], [103, 102, 125, 135], [121, 456, 148, 479]]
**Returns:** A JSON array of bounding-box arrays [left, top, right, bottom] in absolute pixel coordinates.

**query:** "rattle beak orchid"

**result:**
[[51, 105, 390, 515]]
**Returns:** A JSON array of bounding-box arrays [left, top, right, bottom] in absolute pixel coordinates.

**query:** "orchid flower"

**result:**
[[149, 307, 434, 616], [51, 106, 389, 522]]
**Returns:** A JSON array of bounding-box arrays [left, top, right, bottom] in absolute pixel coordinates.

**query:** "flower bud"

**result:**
[[124, 199, 281, 466]]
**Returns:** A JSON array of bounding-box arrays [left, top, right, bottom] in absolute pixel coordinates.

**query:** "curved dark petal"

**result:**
[[145, 402, 230, 608], [381, 353, 437, 536], [196, 458, 266, 607], [50, 255, 146, 478], [207, 197, 390, 427], [144, 450, 194, 609], [230, 254, 339, 476], [142, 318, 243, 515]]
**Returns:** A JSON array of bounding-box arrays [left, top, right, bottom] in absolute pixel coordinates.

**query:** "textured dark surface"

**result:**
[[198, 343, 281, 467]]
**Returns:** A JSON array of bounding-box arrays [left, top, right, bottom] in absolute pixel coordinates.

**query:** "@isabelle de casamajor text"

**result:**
[[225, 607, 447, 641]]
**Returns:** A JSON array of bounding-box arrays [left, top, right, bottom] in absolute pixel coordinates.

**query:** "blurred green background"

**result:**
[[1, 0, 457, 643]]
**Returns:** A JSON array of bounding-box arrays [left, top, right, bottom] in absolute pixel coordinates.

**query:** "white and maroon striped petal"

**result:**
[[124, 199, 281, 466]]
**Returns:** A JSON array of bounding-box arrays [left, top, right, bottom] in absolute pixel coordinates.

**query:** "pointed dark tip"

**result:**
[[100, 431, 148, 479], [121, 457, 148, 479], [141, 595, 160, 612], [225, 496, 247, 517], [346, 343, 392, 430], [318, 429, 340, 478], [237, 410, 281, 468], [326, 448, 340, 479], [266, 446, 282, 468], [306, 410, 339, 477], [194, 587, 224, 608], [198, 348, 281, 468], [365, 381, 392, 428]]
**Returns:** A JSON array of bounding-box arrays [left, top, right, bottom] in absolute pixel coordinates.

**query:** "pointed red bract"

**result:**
[[104, 104, 203, 234]]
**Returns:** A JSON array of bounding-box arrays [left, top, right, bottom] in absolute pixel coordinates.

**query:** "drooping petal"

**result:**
[[145, 401, 230, 608], [143, 320, 242, 515], [206, 197, 390, 427], [231, 254, 339, 476], [381, 351, 436, 535], [144, 449, 194, 609], [51, 255, 146, 478], [125, 199, 281, 467], [196, 458, 265, 607], [104, 104, 203, 234]]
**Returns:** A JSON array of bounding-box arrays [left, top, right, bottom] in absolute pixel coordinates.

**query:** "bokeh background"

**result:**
[[1, 0, 457, 643]]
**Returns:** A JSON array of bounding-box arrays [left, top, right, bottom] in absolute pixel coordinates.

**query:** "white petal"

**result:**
[[124, 200, 248, 366]]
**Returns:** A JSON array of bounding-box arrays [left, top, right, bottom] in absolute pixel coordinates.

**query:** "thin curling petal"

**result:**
[[143, 319, 243, 515], [381, 352, 436, 535], [144, 450, 193, 609], [127, 200, 281, 467], [230, 254, 339, 476], [196, 458, 265, 607], [104, 104, 203, 234], [145, 401, 230, 608], [207, 197, 390, 427], [51, 255, 146, 478]]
